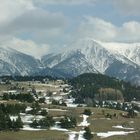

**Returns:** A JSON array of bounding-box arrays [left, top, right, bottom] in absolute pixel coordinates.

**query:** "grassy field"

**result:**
[[0, 130, 67, 140], [0, 81, 139, 140], [0, 107, 139, 140]]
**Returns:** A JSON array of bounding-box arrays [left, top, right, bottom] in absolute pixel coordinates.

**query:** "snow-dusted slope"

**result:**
[[53, 50, 99, 77], [42, 39, 116, 74], [0, 47, 42, 76], [42, 39, 140, 85], [99, 41, 140, 66]]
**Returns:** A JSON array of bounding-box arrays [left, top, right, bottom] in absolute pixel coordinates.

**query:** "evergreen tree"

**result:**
[[59, 116, 77, 128], [38, 116, 54, 129], [30, 120, 38, 128], [14, 115, 23, 130], [83, 109, 92, 116], [83, 127, 93, 140]]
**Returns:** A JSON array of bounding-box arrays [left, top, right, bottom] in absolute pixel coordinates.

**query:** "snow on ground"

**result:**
[[53, 92, 57, 95], [97, 131, 136, 138], [60, 92, 69, 96], [130, 121, 134, 124], [67, 131, 86, 140], [68, 131, 77, 140], [10, 116, 18, 121], [65, 98, 75, 103], [19, 114, 44, 124], [53, 96, 63, 100], [65, 98, 78, 107], [66, 104, 87, 108], [25, 106, 32, 112], [50, 127, 69, 132], [20, 114, 34, 124], [45, 97, 51, 104], [3, 90, 17, 93], [112, 125, 134, 130], [50, 125, 69, 132], [0, 100, 6, 103], [48, 109, 67, 112], [77, 131, 86, 140], [21, 125, 46, 131], [66, 104, 79, 107], [78, 115, 90, 127], [53, 116, 64, 119]]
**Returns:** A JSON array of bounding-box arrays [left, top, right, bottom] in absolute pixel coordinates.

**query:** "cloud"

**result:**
[[74, 16, 140, 42], [0, 0, 68, 56], [0, 0, 140, 58], [0, 8, 67, 43], [13, 9, 67, 30], [113, 0, 140, 16], [1, 38, 49, 59], [119, 21, 140, 42], [0, 0, 34, 24], [76, 16, 117, 41], [33, 0, 96, 5]]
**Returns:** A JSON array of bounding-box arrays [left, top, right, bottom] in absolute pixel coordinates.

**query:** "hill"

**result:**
[[69, 73, 140, 103]]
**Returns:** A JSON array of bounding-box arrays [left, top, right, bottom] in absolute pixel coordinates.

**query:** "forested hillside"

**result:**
[[69, 73, 140, 103]]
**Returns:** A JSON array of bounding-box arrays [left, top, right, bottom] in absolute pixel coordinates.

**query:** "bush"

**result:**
[[59, 116, 77, 129], [40, 109, 48, 116], [83, 127, 93, 140], [83, 109, 92, 116]]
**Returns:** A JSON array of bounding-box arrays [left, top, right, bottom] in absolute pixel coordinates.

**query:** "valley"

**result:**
[[0, 75, 139, 140]]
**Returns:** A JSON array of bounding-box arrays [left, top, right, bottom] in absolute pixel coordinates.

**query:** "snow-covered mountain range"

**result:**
[[0, 39, 140, 85], [42, 39, 140, 85]]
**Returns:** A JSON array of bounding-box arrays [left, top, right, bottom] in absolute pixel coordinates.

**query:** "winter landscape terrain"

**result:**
[[0, 75, 139, 140], [0, 0, 140, 140]]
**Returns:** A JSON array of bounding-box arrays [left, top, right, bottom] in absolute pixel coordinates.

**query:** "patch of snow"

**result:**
[[3, 90, 17, 93], [53, 96, 63, 100], [78, 131, 86, 140], [68, 131, 77, 140], [25, 106, 32, 112], [21, 125, 46, 131], [67, 131, 87, 140], [66, 104, 78, 107], [97, 131, 136, 138], [129, 121, 134, 124], [50, 126, 69, 132], [48, 109, 67, 112], [53, 116, 64, 119], [112, 125, 134, 130], [10, 116, 18, 121], [21, 114, 34, 124], [20, 114, 44, 124], [60, 92, 69, 96], [53, 92, 57, 95], [78, 115, 90, 127], [0, 100, 6, 103]]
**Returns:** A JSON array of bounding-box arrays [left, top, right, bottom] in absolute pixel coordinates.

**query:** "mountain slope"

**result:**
[[0, 47, 42, 76], [42, 40, 116, 74], [42, 39, 140, 85], [99, 41, 140, 66], [53, 50, 99, 77]]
